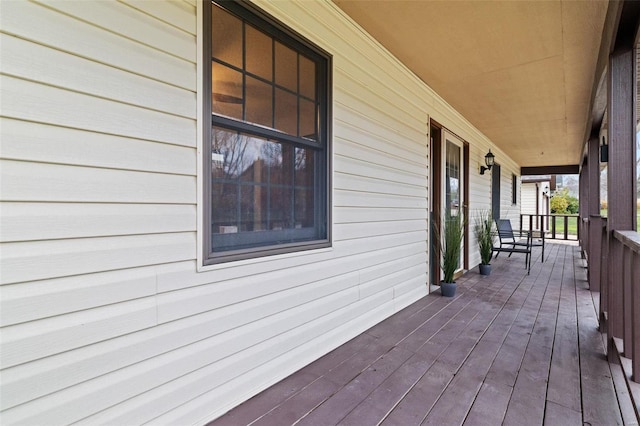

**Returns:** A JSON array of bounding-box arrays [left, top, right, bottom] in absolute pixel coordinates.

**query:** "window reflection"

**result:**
[[211, 127, 316, 245], [446, 140, 460, 217], [211, 9, 318, 142]]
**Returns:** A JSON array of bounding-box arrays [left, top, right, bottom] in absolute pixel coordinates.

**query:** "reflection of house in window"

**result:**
[[212, 150, 224, 169], [210, 130, 316, 244]]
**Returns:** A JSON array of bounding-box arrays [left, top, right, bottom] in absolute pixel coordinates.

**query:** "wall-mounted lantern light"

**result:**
[[600, 135, 608, 163], [480, 150, 495, 175]]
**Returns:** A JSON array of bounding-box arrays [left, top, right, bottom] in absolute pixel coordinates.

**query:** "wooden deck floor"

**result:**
[[210, 244, 630, 426]]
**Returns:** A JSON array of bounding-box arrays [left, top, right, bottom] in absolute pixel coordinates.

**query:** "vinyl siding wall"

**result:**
[[0, 1, 519, 424], [466, 142, 521, 269], [522, 183, 538, 215]]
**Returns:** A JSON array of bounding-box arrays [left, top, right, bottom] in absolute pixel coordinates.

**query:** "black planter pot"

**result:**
[[440, 281, 457, 297], [479, 264, 492, 276]]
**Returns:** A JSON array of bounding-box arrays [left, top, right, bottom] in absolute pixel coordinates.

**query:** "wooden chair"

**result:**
[[493, 219, 533, 274]]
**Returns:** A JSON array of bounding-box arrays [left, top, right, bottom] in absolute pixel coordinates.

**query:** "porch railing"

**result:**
[[582, 214, 640, 384], [519, 213, 580, 241], [612, 230, 640, 381]]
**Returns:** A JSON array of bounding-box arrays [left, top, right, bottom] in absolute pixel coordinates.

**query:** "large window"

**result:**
[[204, 1, 331, 264]]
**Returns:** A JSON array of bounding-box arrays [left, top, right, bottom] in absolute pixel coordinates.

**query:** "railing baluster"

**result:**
[[624, 245, 632, 358], [600, 219, 608, 331], [577, 216, 581, 240], [633, 250, 640, 382], [520, 214, 523, 233], [612, 230, 640, 382]]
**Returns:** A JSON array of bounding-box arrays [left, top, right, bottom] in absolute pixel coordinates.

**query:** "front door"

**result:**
[[443, 131, 465, 274]]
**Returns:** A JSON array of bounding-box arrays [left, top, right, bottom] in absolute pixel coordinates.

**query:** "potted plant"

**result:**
[[473, 210, 495, 276], [434, 211, 465, 297]]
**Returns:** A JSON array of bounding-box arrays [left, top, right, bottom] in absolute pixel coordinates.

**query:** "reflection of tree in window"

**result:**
[[446, 140, 460, 216]]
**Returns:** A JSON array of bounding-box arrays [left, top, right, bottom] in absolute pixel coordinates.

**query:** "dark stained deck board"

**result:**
[[421, 246, 558, 425], [609, 359, 639, 426], [463, 381, 512, 426], [339, 264, 521, 425], [575, 248, 625, 426], [501, 245, 564, 425], [483, 245, 560, 390], [296, 347, 414, 426], [546, 243, 581, 414], [543, 400, 582, 426], [210, 244, 629, 426]]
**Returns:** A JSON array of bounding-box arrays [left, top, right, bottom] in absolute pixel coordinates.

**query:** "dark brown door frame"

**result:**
[[430, 121, 442, 285], [430, 119, 470, 279], [463, 142, 469, 270]]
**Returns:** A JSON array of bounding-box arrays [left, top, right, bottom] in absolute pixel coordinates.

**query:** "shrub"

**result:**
[[473, 210, 495, 265], [550, 188, 578, 214], [550, 193, 569, 213]]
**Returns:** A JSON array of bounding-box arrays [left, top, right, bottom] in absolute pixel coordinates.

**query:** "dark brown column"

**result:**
[[579, 158, 588, 251], [587, 137, 601, 216], [607, 45, 636, 347], [587, 137, 602, 291]]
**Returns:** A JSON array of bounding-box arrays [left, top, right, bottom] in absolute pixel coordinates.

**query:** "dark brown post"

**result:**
[[624, 245, 633, 358], [600, 218, 609, 330], [580, 159, 588, 249], [587, 137, 601, 290], [587, 137, 601, 215], [607, 42, 636, 352], [633, 251, 640, 380]]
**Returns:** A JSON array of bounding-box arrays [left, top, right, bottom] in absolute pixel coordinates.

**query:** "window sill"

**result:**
[[196, 244, 333, 273]]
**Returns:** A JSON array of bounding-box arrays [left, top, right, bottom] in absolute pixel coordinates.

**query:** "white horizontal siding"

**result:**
[[1, 233, 196, 285], [0, 1, 195, 90], [121, 0, 196, 35], [521, 183, 538, 214], [1, 203, 195, 242], [0, 267, 159, 327], [1, 76, 195, 146], [1, 119, 195, 174], [1, 35, 195, 118], [0, 0, 526, 425], [37, 0, 195, 62], [467, 139, 522, 269], [0, 297, 158, 370], [0, 160, 195, 204]]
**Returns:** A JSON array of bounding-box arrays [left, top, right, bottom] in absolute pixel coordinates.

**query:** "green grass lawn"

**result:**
[[525, 209, 639, 238], [600, 209, 640, 224], [549, 215, 579, 236]]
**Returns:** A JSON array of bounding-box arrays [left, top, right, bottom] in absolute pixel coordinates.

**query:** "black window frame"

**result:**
[[512, 173, 518, 205], [203, 0, 332, 265]]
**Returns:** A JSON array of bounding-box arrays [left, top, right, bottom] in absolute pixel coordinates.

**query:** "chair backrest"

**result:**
[[496, 219, 516, 243]]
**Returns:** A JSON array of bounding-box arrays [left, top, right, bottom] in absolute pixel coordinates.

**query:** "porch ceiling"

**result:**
[[333, 0, 609, 168]]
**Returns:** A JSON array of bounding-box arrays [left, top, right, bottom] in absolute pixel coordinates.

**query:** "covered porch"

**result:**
[[207, 0, 640, 423], [211, 243, 633, 425]]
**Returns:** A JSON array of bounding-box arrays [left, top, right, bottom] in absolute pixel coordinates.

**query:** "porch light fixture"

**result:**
[[480, 150, 495, 175], [600, 135, 608, 163]]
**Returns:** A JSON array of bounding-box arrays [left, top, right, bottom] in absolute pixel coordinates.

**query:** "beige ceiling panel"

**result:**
[[334, 0, 608, 168]]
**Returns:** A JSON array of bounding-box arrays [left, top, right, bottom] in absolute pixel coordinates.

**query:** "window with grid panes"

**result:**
[[203, 1, 331, 263]]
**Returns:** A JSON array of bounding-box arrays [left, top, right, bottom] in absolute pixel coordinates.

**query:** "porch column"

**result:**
[[607, 43, 636, 352], [587, 137, 602, 291], [579, 158, 587, 250]]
